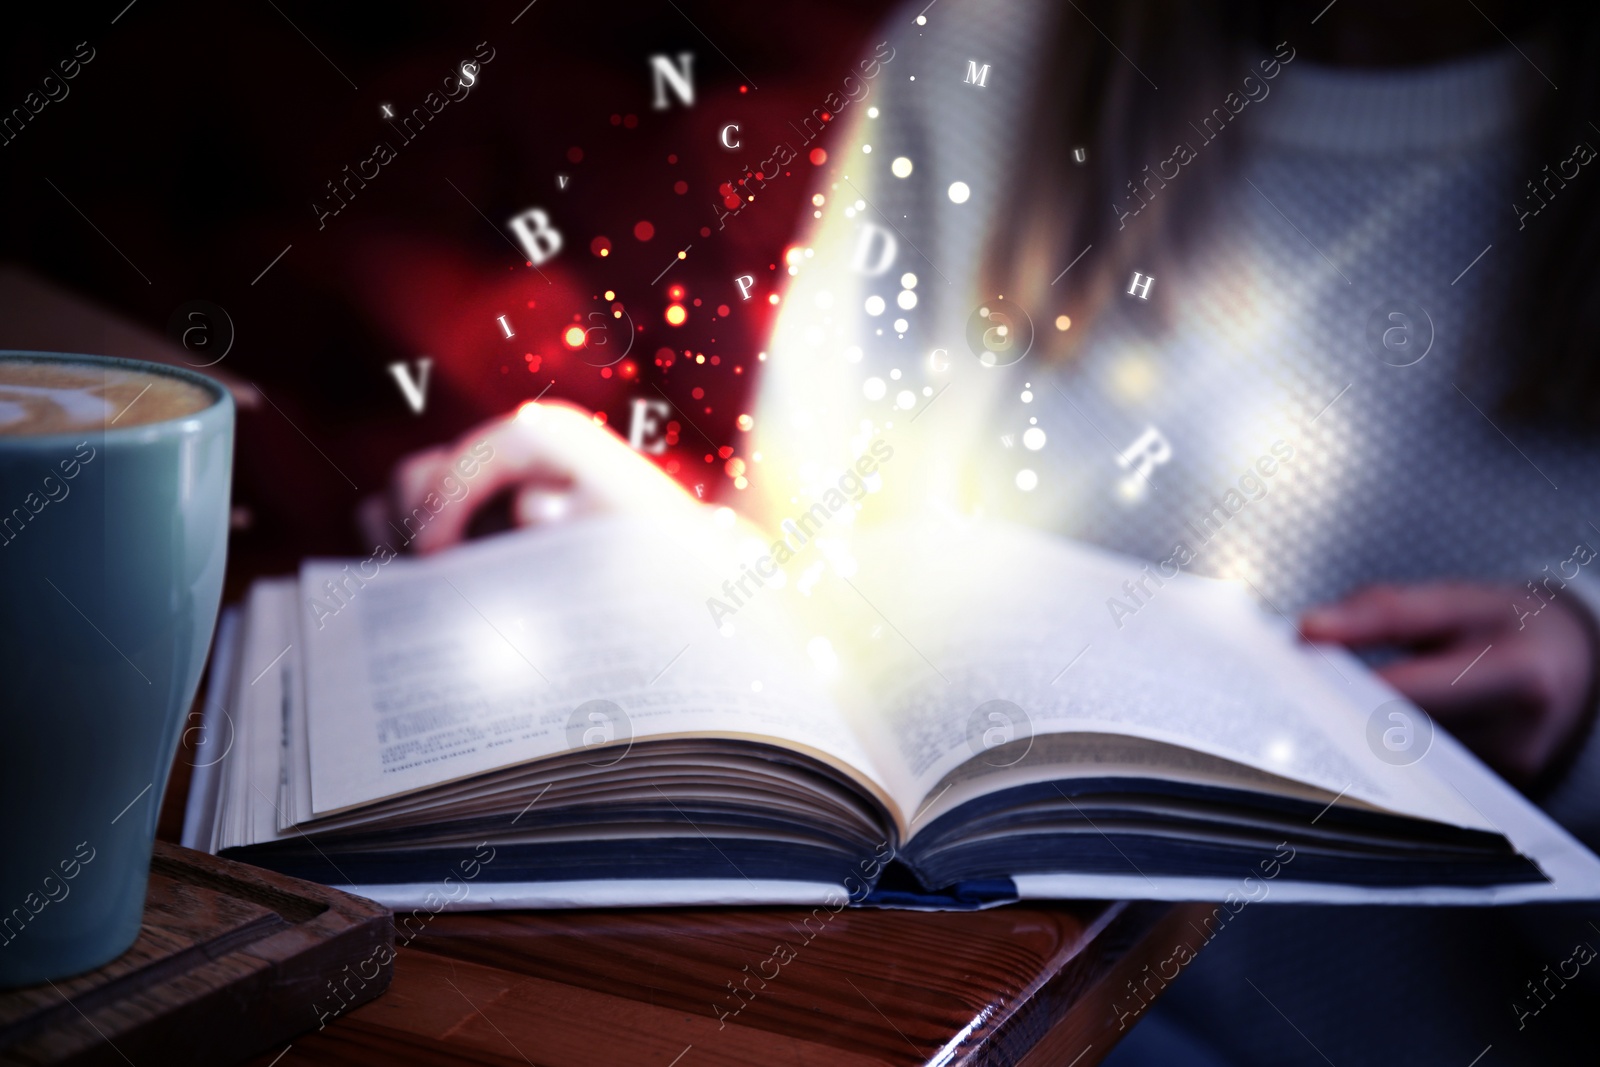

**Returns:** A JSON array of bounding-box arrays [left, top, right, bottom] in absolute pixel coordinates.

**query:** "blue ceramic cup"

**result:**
[[0, 351, 233, 987]]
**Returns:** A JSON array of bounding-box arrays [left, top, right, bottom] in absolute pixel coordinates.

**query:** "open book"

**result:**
[[185, 511, 1600, 908]]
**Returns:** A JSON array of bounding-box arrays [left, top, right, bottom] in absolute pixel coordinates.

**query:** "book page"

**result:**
[[299, 512, 896, 818], [228, 579, 301, 847], [834, 518, 1487, 836]]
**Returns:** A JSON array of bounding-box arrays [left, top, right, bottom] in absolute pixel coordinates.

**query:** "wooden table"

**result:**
[[234, 899, 1207, 1067]]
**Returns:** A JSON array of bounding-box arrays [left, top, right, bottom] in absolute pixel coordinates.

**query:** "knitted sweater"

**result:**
[[751, 1, 1600, 1062]]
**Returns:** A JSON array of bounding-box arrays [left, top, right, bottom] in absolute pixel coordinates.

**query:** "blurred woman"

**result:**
[[372, 1, 1600, 1060]]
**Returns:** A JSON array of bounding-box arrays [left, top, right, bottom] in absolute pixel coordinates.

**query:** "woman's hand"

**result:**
[[359, 401, 694, 554], [1302, 583, 1600, 786]]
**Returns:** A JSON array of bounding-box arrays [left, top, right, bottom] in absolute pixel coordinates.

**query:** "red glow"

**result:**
[[716, 304, 730, 317], [665, 304, 687, 326], [590, 235, 612, 257], [809, 148, 827, 165], [633, 220, 655, 241], [673, 180, 688, 195], [567, 146, 583, 163], [623, 114, 638, 128], [668, 285, 684, 300]]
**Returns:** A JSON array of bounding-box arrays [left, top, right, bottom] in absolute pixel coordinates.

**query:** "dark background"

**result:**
[[0, 0, 895, 555]]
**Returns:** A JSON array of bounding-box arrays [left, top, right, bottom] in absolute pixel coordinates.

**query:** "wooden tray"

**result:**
[[0, 841, 393, 1066]]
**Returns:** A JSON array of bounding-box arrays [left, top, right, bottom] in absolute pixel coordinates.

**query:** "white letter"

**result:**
[[1117, 425, 1171, 492], [650, 52, 694, 109], [963, 60, 991, 88], [1126, 271, 1155, 300], [735, 274, 755, 300], [850, 223, 897, 276], [719, 123, 741, 149], [387, 358, 433, 414], [507, 208, 563, 265], [628, 398, 671, 454]]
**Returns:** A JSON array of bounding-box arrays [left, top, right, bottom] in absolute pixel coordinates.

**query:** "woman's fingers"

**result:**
[[1300, 582, 1513, 647], [378, 401, 693, 554], [493, 401, 690, 514], [1376, 642, 1532, 715], [1365, 598, 1599, 784]]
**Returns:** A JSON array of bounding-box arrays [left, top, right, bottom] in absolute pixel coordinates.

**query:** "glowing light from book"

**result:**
[[807, 636, 839, 677], [1016, 469, 1038, 491]]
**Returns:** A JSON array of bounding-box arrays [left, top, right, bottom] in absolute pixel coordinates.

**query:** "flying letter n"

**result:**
[[651, 53, 695, 109]]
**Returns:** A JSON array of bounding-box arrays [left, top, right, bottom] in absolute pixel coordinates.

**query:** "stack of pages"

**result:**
[[184, 512, 1600, 908]]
